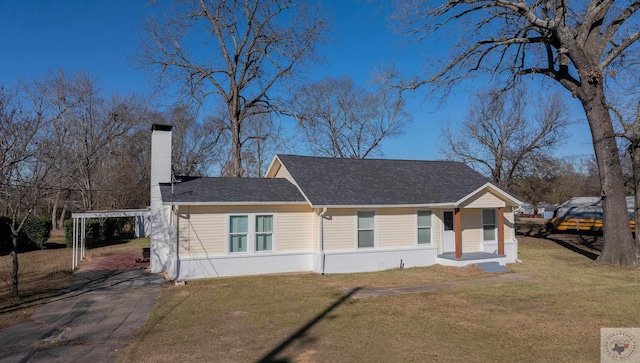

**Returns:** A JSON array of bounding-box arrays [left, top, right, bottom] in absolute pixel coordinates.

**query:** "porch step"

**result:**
[[476, 262, 507, 273]]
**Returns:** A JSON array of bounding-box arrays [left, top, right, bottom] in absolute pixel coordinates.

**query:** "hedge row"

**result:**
[[0, 216, 52, 250], [64, 218, 128, 247]]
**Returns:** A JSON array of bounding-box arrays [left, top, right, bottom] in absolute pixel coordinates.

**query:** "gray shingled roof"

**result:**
[[160, 177, 306, 204], [276, 154, 493, 206]]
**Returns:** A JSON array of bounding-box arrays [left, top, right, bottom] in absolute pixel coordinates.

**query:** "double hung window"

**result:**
[[482, 209, 496, 241], [417, 211, 432, 244], [229, 214, 274, 253], [357, 211, 375, 248]]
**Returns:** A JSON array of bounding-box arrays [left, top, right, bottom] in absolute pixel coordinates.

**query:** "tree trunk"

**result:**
[[51, 192, 59, 230], [230, 119, 243, 177], [58, 204, 68, 230], [631, 142, 640, 256], [580, 87, 637, 266], [10, 235, 19, 298]]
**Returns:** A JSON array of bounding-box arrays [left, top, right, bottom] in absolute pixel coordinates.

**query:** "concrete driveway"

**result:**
[[0, 257, 165, 363]]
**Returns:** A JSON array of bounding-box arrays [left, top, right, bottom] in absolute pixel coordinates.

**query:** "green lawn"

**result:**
[[119, 236, 640, 363]]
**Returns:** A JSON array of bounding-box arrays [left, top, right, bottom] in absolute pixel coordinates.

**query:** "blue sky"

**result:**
[[0, 0, 595, 160]]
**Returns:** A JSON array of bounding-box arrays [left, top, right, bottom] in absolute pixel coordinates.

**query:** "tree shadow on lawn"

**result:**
[[516, 224, 602, 261], [257, 287, 361, 363], [0, 269, 155, 316]]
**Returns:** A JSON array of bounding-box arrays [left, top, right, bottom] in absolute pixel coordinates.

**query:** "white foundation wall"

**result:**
[[176, 251, 315, 279], [322, 246, 439, 274]]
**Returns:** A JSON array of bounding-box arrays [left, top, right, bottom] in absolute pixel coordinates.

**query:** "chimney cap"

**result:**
[[151, 124, 173, 131]]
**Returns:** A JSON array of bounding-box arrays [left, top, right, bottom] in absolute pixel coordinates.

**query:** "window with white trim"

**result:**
[[255, 215, 273, 251], [482, 209, 496, 241], [417, 211, 432, 244], [228, 214, 275, 253], [357, 211, 375, 248], [229, 215, 248, 252]]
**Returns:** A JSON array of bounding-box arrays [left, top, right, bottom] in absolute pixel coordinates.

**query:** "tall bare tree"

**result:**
[[137, 0, 327, 177], [391, 0, 640, 266], [291, 76, 411, 158], [42, 71, 147, 210], [0, 84, 51, 297], [156, 104, 227, 176], [614, 101, 640, 253], [442, 86, 571, 188]]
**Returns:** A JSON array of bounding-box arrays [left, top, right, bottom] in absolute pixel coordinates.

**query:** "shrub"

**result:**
[[64, 219, 74, 247], [0, 216, 52, 250], [20, 217, 52, 249], [64, 217, 123, 247], [0, 217, 11, 251]]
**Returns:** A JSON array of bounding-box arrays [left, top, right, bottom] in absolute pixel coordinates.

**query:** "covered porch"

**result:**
[[438, 200, 517, 269]]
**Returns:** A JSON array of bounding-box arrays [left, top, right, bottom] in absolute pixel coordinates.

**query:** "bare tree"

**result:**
[[137, 0, 327, 177], [42, 71, 147, 210], [0, 84, 51, 297], [614, 101, 640, 253], [510, 156, 600, 209], [291, 76, 411, 158], [442, 86, 571, 188], [158, 105, 226, 176], [391, 0, 640, 266]]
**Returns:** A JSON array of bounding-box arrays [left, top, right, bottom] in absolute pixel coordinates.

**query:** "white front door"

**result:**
[[442, 210, 455, 253]]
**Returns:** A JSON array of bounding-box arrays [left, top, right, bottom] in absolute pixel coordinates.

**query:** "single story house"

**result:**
[[149, 125, 522, 280]]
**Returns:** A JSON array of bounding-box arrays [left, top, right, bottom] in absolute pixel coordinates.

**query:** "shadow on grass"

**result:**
[[257, 287, 361, 363], [0, 269, 162, 316], [516, 224, 601, 261]]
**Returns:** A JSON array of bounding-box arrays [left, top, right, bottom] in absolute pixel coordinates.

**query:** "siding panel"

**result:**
[[323, 209, 355, 251], [461, 209, 482, 252], [178, 205, 315, 257], [378, 208, 415, 248], [462, 191, 506, 208]]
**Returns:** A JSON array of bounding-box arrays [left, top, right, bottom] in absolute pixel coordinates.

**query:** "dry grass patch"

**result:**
[[119, 237, 640, 363], [0, 244, 73, 330]]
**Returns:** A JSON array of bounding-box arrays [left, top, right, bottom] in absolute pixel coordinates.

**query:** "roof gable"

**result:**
[[275, 154, 506, 207]]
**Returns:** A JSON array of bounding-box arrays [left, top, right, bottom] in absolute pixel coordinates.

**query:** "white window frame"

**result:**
[[355, 210, 377, 249], [482, 209, 497, 242], [416, 210, 433, 245], [227, 213, 277, 254]]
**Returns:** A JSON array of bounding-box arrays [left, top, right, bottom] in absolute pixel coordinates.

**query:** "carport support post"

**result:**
[[455, 208, 462, 259], [81, 217, 86, 260], [72, 217, 77, 269], [498, 207, 505, 255]]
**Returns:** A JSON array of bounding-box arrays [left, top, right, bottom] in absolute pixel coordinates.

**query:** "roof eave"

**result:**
[[309, 202, 456, 209], [163, 201, 310, 206]]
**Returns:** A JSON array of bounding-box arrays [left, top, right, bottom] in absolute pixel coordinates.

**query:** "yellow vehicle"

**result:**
[[546, 196, 635, 233]]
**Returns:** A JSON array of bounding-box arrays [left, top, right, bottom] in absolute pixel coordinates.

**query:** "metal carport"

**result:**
[[71, 209, 151, 269]]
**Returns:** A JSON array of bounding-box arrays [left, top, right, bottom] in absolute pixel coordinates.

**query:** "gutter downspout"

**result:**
[[170, 205, 180, 281], [318, 208, 328, 274]]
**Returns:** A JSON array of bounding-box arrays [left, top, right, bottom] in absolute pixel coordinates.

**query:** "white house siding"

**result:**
[[323, 208, 356, 251], [178, 204, 316, 258], [178, 206, 226, 256], [176, 204, 316, 279], [275, 205, 317, 251], [461, 209, 483, 253], [432, 209, 443, 252], [378, 208, 415, 248], [505, 211, 515, 241], [461, 190, 506, 208]]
